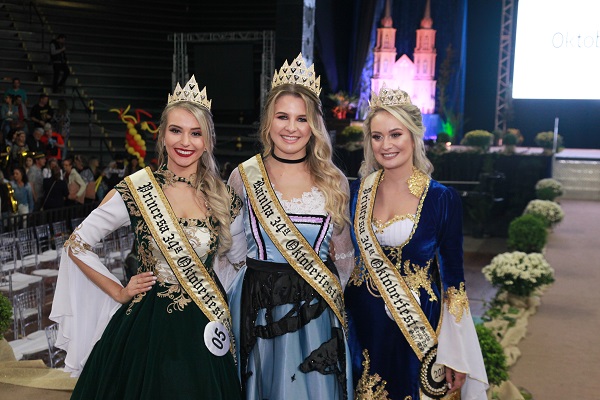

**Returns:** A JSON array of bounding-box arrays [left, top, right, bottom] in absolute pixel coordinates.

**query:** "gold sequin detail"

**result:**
[[64, 226, 92, 255], [355, 349, 390, 400], [156, 281, 192, 312], [155, 167, 199, 188], [126, 292, 146, 315], [445, 282, 469, 323], [407, 166, 429, 198], [402, 259, 437, 302], [372, 214, 417, 234], [348, 257, 366, 287]]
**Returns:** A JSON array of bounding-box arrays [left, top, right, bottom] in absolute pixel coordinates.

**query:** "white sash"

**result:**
[[239, 155, 347, 330], [125, 168, 235, 355]]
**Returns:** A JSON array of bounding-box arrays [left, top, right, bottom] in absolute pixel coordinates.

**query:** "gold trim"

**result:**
[[402, 259, 437, 302], [445, 282, 470, 323], [64, 226, 92, 254], [372, 214, 416, 234], [407, 167, 429, 199], [355, 349, 390, 400]]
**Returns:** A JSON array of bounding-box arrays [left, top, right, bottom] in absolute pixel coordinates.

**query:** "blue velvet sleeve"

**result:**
[[435, 185, 465, 291]]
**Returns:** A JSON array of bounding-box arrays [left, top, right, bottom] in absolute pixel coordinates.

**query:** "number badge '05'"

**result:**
[[204, 321, 230, 356]]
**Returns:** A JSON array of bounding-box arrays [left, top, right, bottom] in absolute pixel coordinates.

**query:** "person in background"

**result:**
[[63, 157, 86, 205], [42, 157, 59, 180], [220, 53, 354, 400], [9, 130, 28, 169], [50, 75, 242, 399], [10, 165, 34, 217], [4, 77, 28, 106], [345, 87, 488, 399], [1, 94, 17, 136], [124, 155, 142, 176], [30, 93, 53, 129], [27, 126, 46, 155], [13, 95, 28, 134], [27, 152, 45, 210], [40, 122, 64, 161], [41, 164, 69, 210], [102, 158, 125, 191], [50, 34, 70, 93]]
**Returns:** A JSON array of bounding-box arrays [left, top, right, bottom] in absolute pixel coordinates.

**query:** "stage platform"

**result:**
[[552, 149, 600, 201]]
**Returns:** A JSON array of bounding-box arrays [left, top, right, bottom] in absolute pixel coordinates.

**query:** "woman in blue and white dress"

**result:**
[[218, 53, 354, 400]]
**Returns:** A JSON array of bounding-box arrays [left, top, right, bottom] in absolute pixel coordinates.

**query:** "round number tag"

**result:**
[[204, 321, 230, 357]]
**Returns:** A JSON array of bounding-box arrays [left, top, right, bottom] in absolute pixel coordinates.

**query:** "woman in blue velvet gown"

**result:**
[[345, 86, 488, 400]]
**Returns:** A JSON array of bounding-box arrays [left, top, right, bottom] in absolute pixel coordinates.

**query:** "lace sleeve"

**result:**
[[331, 178, 354, 289], [215, 167, 248, 290]]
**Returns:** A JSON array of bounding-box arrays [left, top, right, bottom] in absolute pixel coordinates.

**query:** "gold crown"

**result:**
[[271, 53, 322, 96], [369, 84, 412, 108], [167, 75, 212, 111]]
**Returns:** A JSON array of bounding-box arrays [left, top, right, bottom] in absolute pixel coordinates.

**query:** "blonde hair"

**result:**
[[359, 103, 434, 178], [258, 84, 349, 228], [156, 102, 234, 254]]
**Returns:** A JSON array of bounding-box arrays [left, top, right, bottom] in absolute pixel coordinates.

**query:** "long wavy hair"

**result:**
[[258, 84, 349, 228], [358, 103, 434, 178], [156, 101, 234, 254]]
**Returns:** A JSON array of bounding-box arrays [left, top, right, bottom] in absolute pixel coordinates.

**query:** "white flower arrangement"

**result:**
[[524, 199, 564, 227], [482, 252, 555, 297], [535, 178, 564, 201]]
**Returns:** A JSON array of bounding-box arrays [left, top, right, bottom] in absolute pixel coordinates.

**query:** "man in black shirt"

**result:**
[[50, 34, 70, 93]]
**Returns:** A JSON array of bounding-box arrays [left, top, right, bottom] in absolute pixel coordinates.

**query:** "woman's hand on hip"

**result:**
[[117, 271, 156, 304]]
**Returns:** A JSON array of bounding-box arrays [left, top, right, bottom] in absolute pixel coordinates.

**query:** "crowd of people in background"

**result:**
[[0, 72, 151, 222]]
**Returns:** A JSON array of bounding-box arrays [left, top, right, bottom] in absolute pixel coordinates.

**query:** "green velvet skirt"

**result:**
[[71, 284, 241, 399]]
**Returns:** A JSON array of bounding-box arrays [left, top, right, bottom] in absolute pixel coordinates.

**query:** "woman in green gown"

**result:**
[[50, 76, 242, 399]]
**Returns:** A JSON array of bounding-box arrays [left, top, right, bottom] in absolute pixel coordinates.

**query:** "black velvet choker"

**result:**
[[270, 150, 308, 164]]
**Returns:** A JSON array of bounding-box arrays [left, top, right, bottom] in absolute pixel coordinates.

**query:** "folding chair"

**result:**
[[12, 284, 43, 338], [45, 323, 66, 368]]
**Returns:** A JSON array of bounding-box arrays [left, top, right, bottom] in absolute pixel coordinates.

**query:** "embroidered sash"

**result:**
[[355, 170, 447, 398], [239, 155, 347, 330], [125, 168, 235, 354]]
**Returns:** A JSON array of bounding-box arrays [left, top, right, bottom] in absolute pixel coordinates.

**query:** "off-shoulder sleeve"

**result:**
[[215, 168, 248, 290], [49, 191, 131, 377]]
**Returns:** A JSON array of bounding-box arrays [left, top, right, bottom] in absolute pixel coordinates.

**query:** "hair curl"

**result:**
[[258, 84, 349, 228], [359, 103, 433, 178], [156, 102, 234, 254]]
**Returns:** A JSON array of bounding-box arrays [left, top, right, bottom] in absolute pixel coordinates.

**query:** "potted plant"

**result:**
[[460, 130, 493, 153], [475, 324, 509, 387], [535, 178, 564, 201], [523, 199, 564, 228], [337, 125, 364, 151], [0, 292, 13, 357], [502, 131, 519, 154], [507, 214, 548, 253], [483, 251, 555, 298], [535, 131, 564, 155]]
